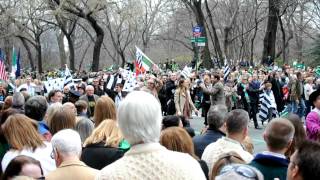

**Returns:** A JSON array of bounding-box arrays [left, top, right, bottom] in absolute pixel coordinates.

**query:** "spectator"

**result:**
[[48, 107, 76, 135], [75, 117, 94, 144], [200, 73, 225, 107], [160, 127, 209, 179], [75, 100, 88, 118], [304, 77, 315, 116], [210, 152, 245, 180], [93, 96, 116, 127], [25, 96, 51, 142], [44, 103, 63, 127], [62, 102, 77, 116], [285, 114, 307, 158], [2, 96, 12, 111], [48, 90, 63, 104], [306, 89, 320, 141], [162, 115, 183, 129], [79, 85, 99, 117], [62, 86, 70, 104], [114, 83, 127, 108], [249, 118, 294, 180], [46, 129, 98, 180], [92, 78, 104, 96], [202, 109, 253, 173], [193, 105, 228, 158], [97, 91, 206, 180], [1, 114, 55, 174], [11, 92, 25, 113], [2, 155, 44, 180], [165, 72, 177, 115], [81, 120, 128, 170], [287, 140, 320, 180]]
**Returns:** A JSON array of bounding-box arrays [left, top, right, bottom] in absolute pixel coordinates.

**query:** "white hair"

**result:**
[[117, 91, 162, 145], [51, 129, 82, 157]]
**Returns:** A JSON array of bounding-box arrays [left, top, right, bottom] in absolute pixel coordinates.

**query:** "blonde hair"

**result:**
[[93, 96, 117, 127], [3, 114, 44, 151], [45, 102, 63, 125], [84, 119, 123, 148]]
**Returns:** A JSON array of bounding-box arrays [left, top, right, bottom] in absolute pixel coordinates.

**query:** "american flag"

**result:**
[[0, 49, 8, 81]]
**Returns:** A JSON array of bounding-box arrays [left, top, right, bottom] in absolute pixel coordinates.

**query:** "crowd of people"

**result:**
[[0, 64, 319, 180]]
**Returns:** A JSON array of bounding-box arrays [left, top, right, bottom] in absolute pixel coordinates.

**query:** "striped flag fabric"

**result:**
[[0, 49, 8, 81], [11, 47, 17, 78], [181, 65, 192, 79], [135, 47, 158, 75], [64, 65, 75, 89], [224, 65, 230, 82]]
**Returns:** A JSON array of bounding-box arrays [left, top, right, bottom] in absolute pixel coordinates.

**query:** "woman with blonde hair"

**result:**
[[81, 119, 129, 170], [174, 78, 198, 120], [93, 96, 116, 127], [44, 102, 63, 126], [160, 127, 208, 179], [1, 114, 55, 174]]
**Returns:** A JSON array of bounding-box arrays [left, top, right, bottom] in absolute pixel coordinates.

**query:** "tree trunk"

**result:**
[[193, 0, 211, 69], [278, 15, 287, 63], [19, 37, 35, 71], [35, 36, 42, 73], [204, 0, 223, 63], [57, 31, 67, 69], [262, 0, 280, 65], [4, 36, 11, 70], [87, 15, 104, 72], [66, 35, 75, 71]]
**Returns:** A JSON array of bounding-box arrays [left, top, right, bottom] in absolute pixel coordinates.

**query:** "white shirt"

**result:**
[[1, 141, 56, 175], [202, 137, 253, 174], [304, 83, 315, 100]]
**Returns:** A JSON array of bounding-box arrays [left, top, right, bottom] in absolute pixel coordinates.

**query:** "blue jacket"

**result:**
[[192, 128, 225, 158]]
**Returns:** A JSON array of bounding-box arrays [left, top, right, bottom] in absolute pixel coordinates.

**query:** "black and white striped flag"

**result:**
[[224, 65, 230, 82], [64, 65, 75, 89]]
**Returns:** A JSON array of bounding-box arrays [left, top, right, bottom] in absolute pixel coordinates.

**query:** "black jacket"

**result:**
[[81, 142, 125, 170]]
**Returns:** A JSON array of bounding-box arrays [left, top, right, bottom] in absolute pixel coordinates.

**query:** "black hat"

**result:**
[[309, 89, 320, 107], [69, 90, 81, 98]]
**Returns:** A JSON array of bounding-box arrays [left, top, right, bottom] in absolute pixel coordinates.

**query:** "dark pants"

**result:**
[[250, 102, 259, 127], [201, 103, 211, 125], [305, 100, 312, 117]]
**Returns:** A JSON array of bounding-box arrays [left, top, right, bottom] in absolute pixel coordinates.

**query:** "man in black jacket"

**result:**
[[248, 74, 262, 129], [165, 72, 177, 115]]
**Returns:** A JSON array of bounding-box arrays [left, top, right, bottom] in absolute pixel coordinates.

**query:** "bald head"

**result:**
[[264, 118, 295, 151]]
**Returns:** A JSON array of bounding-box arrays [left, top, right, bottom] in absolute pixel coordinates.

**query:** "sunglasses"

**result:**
[[219, 164, 258, 179]]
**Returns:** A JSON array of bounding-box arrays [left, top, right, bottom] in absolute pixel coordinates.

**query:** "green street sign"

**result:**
[[191, 37, 207, 43]]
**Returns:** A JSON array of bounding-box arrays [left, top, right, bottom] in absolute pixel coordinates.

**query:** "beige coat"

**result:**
[[174, 89, 196, 115], [45, 160, 98, 180]]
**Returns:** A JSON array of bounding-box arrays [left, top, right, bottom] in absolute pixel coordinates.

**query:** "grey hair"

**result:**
[[225, 109, 249, 134], [215, 164, 263, 180], [207, 105, 228, 129], [12, 92, 25, 108], [75, 117, 94, 144], [51, 129, 82, 157], [117, 91, 162, 145]]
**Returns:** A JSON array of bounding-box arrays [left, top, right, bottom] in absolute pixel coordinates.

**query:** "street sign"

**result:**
[[193, 26, 203, 37], [191, 37, 207, 43], [197, 42, 206, 46]]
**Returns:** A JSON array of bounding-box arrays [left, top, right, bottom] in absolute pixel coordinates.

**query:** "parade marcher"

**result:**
[[247, 74, 262, 129], [165, 72, 177, 115], [174, 78, 198, 120], [62, 86, 70, 104], [200, 73, 225, 107], [269, 72, 285, 113], [200, 74, 212, 125], [79, 85, 99, 117], [258, 82, 278, 124], [237, 75, 251, 112], [289, 72, 306, 118]]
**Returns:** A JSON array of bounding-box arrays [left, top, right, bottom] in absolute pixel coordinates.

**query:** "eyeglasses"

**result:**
[[50, 148, 55, 159], [219, 164, 258, 179]]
